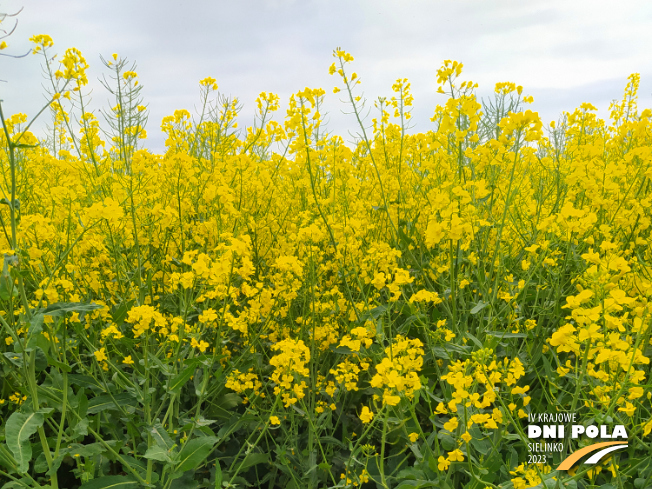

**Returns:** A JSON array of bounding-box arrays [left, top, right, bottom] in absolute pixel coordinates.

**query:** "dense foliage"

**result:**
[[0, 36, 651, 489]]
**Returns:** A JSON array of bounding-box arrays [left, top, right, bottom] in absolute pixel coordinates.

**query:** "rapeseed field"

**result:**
[[0, 36, 651, 489]]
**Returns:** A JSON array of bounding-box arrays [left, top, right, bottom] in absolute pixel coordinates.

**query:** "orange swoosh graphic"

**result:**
[[557, 441, 627, 470]]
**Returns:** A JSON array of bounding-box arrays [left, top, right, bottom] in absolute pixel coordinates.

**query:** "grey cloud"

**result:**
[[0, 0, 650, 154]]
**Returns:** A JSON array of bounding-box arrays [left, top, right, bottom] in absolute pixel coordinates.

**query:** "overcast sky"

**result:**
[[1, 0, 650, 154]]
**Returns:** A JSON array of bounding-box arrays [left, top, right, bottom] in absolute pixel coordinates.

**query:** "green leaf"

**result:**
[[437, 431, 455, 451], [149, 423, 175, 451], [214, 462, 223, 489], [147, 351, 172, 375], [400, 314, 426, 330], [68, 442, 108, 458], [37, 375, 73, 410], [470, 301, 488, 314], [395, 467, 426, 480], [112, 300, 134, 325], [542, 354, 554, 381], [470, 436, 491, 456], [0, 256, 18, 301], [1, 480, 31, 489], [175, 436, 218, 473], [193, 416, 216, 427], [168, 364, 196, 394], [482, 452, 502, 479], [0, 447, 17, 473], [78, 475, 139, 489], [27, 314, 44, 337], [34, 347, 48, 372], [144, 445, 173, 464], [211, 393, 242, 415], [427, 453, 438, 473], [3, 351, 23, 368], [394, 481, 436, 489], [430, 347, 450, 360], [87, 393, 137, 414], [169, 471, 199, 488], [28, 303, 102, 337], [118, 455, 146, 475], [398, 227, 414, 247], [73, 419, 89, 438], [464, 332, 484, 349], [76, 390, 89, 418], [238, 452, 269, 471], [42, 301, 104, 316], [5, 410, 45, 473], [485, 331, 528, 339], [361, 305, 389, 321], [319, 436, 346, 449], [39, 449, 73, 476], [46, 354, 72, 372], [68, 374, 107, 392]]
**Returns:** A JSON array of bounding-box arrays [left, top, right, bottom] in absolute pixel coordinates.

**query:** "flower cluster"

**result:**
[[370, 335, 424, 405]]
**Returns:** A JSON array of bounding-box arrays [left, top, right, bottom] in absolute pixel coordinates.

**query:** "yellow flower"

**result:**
[[382, 392, 401, 406], [444, 417, 458, 432], [438, 456, 450, 471], [270, 416, 280, 425], [642, 419, 652, 437], [511, 477, 527, 489], [370, 335, 424, 406], [618, 402, 636, 416], [360, 406, 374, 423], [123, 355, 134, 365], [371, 272, 386, 290], [461, 431, 472, 443], [29, 34, 54, 52], [269, 338, 311, 407], [447, 449, 464, 462], [199, 77, 218, 91], [191, 338, 210, 353], [94, 348, 107, 362], [408, 432, 419, 443]]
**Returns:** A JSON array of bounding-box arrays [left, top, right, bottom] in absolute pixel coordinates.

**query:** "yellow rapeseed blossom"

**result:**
[[359, 406, 373, 423], [94, 348, 107, 362]]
